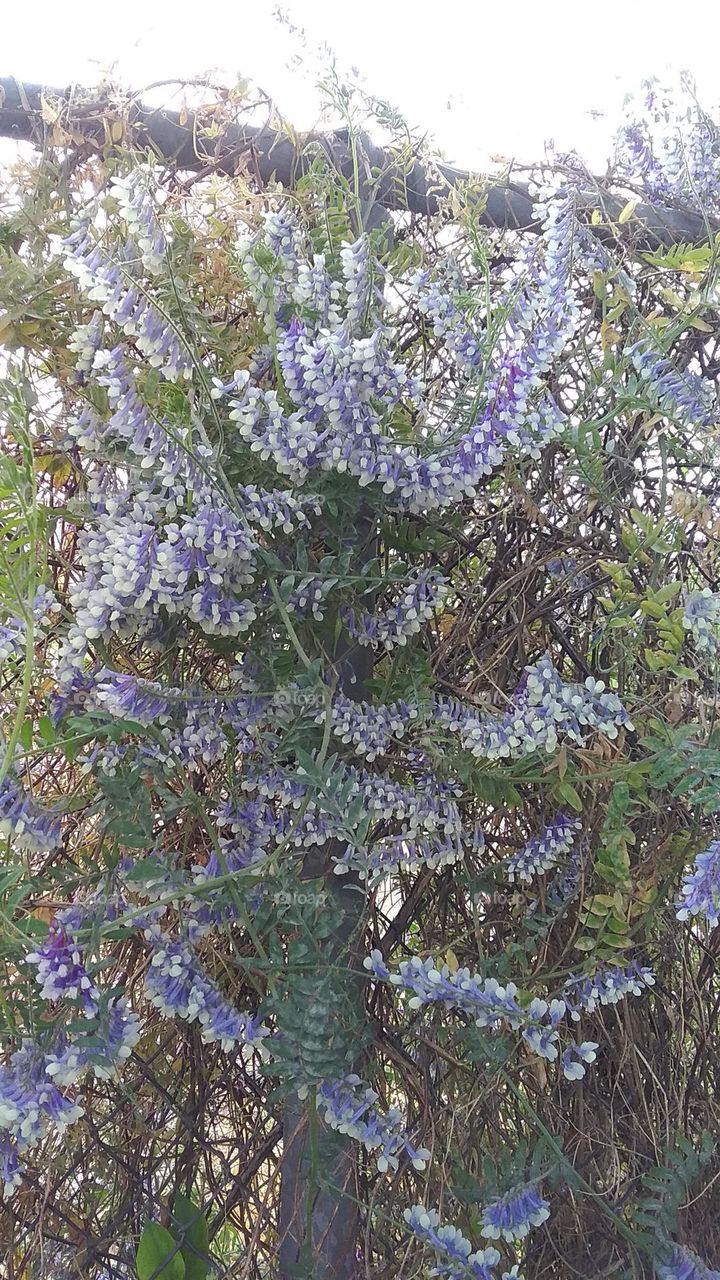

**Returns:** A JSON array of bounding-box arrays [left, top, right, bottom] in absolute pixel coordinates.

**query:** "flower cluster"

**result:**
[[471, 650, 627, 757], [364, 952, 570, 1065], [341, 235, 383, 334], [342, 569, 448, 651], [26, 921, 98, 1010], [233, 207, 579, 515], [628, 338, 716, 427], [533, 843, 584, 912], [404, 1205, 523, 1280], [561, 962, 656, 1018], [412, 266, 484, 369], [683, 590, 720, 658], [0, 586, 59, 668], [237, 484, 322, 532], [0, 1042, 84, 1199], [44, 999, 142, 1086], [676, 839, 720, 928], [335, 826, 481, 879], [57, 447, 259, 678], [144, 932, 267, 1053], [656, 1243, 720, 1280], [0, 988, 141, 1199], [366, 951, 635, 1081], [108, 168, 168, 273], [502, 814, 582, 884], [242, 754, 463, 848], [195, 797, 276, 881], [480, 1182, 550, 1242], [61, 224, 191, 382], [239, 208, 340, 330], [436, 653, 633, 761], [561, 1040, 598, 1080], [616, 81, 720, 217], [276, 314, 421, 454], [0, 769, 61, 852], [318, 692, 418, 760], [67, 309, 104, 380], [315, 1074, 431, 1173], [287, 575, 332, 621]]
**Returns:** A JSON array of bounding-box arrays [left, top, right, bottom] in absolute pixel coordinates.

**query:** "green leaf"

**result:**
[[38, 714, 56, 744], [553, 781, 583, 812], [136, 1221, 185, 1280], [171, 1194, 210, 1280]]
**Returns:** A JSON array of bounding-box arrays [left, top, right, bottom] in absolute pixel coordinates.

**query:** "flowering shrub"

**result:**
[[0, 71, 720, 1279]]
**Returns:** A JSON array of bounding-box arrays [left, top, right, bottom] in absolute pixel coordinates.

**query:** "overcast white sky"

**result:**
[[4, 0, 720, 170]]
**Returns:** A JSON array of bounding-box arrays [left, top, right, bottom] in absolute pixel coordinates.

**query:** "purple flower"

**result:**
[[412, 265, 484, 369], [676, 840, 720, 927], [144, 935, 267, 1053], [0, 1042, 84, 1199], [404, 1205, 501, 1280], [0, 771, 61, 852], [342, 569, 448, 651], [656, 1243, 720, 1280], [628, 338, 716, 427], [316, 1074, 430, 1173], [503, 814, 582, 884], [459, 653, 633, 761], [561, 1041, 599, 1080], [341, 236, 383, 334], [480, 1181, 550, 1242], [45, 1000, 142, 1086], [561, 962, 655, 1019], [26, 921, 98, 1010], [0, 1132, 22, 1199], [0, 586, 60, 667], [683, 590, 720, 658]]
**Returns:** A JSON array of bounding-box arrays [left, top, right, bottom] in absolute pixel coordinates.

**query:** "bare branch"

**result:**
[[1, 76, 717, 247]]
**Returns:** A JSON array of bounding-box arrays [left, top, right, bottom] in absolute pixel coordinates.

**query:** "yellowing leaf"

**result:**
[[688, 316, 713, 333], [618, 198, 639, 224], [40, 94, 60, 125], [601, 319, 621, 351], [51, 124, 72, 146], [445, 949, 459, 973]]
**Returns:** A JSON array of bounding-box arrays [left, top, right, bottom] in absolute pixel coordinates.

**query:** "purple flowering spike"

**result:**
[[26, 921, 98, 1010], [45, 1000, 142, 1087], [0, 586, 59, 668], [480, 1181, 550, 1242], [0, 1041, 84, 1201], [412, 265, 484, 369], [316, 1075, 430, 1173], [343, 569, 448, 652], [562, 961, 655, 1019], [504, 814, 582, 884], [0, 771, 61, 852], [628, 338, 716, 427], [403, 1205, 501, 1279], [144, 935, 267, 1054], [0, 1132, 23, 1199], [657, 1243, 720, 1280], [683, 590, 720, 659], [676, 840, 720, 927]]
